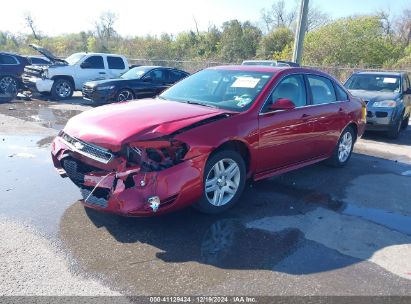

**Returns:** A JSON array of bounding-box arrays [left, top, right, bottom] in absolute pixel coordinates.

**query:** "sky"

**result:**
[[0, 0, 410, 37]]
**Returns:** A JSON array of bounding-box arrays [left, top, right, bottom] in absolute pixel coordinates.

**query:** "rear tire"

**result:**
[[194, 150, 246, 214], [326, 126, 355, 167], [51, 78, 74, 100]]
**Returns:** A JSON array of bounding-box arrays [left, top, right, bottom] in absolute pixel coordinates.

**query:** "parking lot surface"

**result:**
[[0, 94, 411, 296]]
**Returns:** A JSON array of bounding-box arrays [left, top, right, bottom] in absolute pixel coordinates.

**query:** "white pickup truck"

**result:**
[[23, 45, 129, 100]]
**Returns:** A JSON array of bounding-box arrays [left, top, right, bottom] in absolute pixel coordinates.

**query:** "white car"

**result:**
[[23, 45, 129, 100]]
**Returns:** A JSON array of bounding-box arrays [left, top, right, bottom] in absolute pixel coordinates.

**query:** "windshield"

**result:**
[[65, 53, 86, 65], [345, 74, 400, 93], [160, 69, 274, 112], [121, 66, 153, 80]]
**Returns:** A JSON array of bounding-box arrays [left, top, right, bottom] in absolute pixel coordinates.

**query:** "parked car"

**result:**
[[27, 55, 52, 66], [23, 44, 129, 100], [51, 66, 365, 216], [344, 71, 411, 138], [0, 52, 31, 102], [82, 66, 189, 104], [242, 60, 300, 67]]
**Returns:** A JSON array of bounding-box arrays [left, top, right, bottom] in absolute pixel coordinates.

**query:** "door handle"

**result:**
[[99, 72, 106, 74], [301, 113, 310, 118], [338, 107, 343, 112]]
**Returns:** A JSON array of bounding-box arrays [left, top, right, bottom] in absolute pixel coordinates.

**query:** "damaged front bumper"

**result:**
[[51, 134, 206, 216]]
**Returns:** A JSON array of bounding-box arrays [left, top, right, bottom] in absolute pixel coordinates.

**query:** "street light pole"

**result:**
[[292, 0, 309, 64]]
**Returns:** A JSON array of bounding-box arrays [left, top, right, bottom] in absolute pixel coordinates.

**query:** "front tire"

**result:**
[[327, 126, 355, 167], [194, 150, 246, 214], [386, 117, 402, 139], [0, 76, 18, 103], [116, 89, 134, 102], [401, 116, 409, 130], [51, 78, 74, 100]]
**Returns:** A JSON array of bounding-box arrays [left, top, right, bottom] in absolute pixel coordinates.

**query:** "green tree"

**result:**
[[303, 16, 403, 67], [219, 20, 262, 62], [256, 27, 293, 59]]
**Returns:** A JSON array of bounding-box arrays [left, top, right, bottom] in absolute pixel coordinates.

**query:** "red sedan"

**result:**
[[51, 66, 366, 216]]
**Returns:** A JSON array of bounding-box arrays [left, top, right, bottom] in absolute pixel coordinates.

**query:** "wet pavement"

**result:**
[[1, 96, 411, 295]]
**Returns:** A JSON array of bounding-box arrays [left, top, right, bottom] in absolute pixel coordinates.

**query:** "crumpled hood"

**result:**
[[63, 98, 229, 151], [29, 44, 67, 65], [348, 90, 401, 103]]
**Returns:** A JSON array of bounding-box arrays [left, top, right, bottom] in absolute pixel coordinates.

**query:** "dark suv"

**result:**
[[345, 71, 411, 139], [0, 52, 30, 102]]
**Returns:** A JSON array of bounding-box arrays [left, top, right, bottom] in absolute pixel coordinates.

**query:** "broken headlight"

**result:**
[[125, 140, 189, 171]]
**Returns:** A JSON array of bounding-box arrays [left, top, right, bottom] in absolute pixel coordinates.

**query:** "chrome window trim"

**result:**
[[59, 135, 114, 164], [259, 72, 349, 116]]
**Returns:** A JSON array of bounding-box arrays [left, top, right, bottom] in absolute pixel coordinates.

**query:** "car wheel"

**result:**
[[401, 116, 409, 130], [0, 76, 18, 103], [51, 78, 74, 100], [327, 126, 355, 167], [116, 89, 134, 102], [386, 117, 402, 139], [194, 150, 246, 214]]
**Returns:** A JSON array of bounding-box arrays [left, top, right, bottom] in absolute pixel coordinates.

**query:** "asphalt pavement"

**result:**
[[0, 93, 410, 296]]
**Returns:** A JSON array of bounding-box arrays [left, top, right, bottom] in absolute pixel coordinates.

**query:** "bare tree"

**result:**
[[94, 11, 118, 51], [307, 4, 330, 31], [24, 12, 41, 40], [376, 9, 394, 36], [260, 0, 329, 33], [260, 0, 295, 32], [95, 11, 117, 40], [396, 9, 411, 46]]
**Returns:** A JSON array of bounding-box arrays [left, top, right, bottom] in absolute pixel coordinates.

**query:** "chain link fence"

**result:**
[[128, 58, 411, 82]]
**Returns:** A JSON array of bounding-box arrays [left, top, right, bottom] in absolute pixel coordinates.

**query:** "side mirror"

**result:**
[[80, 61, 92, 69], [143, 77, 153, 82], [406, 88, 411, 94], [269, 98, 296, 111]]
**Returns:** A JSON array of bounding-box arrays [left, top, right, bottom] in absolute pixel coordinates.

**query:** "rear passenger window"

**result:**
[[308, 75, 337, 104], [107, 56, 125, 69], [335, 84, 349, 101], [169, 70, 187, 82], [0, 54, 18, 64], [82, 56, 104, 69]]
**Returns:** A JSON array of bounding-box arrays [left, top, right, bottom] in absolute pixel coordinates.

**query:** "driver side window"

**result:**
[[267, 75, 307, 110]]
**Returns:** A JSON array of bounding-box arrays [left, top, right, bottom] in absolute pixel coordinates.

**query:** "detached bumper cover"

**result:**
[[51, 136, 205, 216], [22, 76, 54, 93]]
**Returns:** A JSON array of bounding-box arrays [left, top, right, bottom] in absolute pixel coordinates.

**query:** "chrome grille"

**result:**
[[60, 132, 114, 164]]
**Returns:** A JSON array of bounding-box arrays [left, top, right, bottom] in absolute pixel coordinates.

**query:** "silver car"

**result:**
[[345, 71, 411, 139]]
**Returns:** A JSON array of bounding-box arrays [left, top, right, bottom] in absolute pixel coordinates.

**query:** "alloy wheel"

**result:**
[[338, 131, 353, 163], [205, 158, 240, 206], [56, 81, 72, 98], [117, 90, 133, 102], [0, 76, 17, 94]]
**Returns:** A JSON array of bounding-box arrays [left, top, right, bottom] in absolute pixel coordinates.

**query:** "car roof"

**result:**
[[210, 65, 291, 72], [209, 65, 319, 74], [354, 71, 403, 77], [0, 51, 21, 57], [73, 52, 127, 57]]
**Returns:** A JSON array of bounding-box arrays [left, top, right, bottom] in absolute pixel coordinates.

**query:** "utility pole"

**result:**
[[292, 0, 309, 64]]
